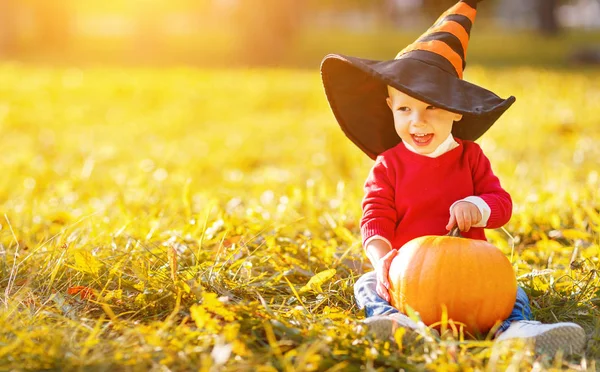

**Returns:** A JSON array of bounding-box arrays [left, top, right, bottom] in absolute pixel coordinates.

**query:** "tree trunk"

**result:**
[[233, 0, 304, 66], [421, 0, 456, 18], [536, 0, 559, 35], [33, 1, 71, 51], [0, 0, 18, 56]]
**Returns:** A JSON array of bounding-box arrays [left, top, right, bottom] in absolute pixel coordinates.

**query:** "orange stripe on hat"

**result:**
[[397, 40, 463, 78], [422, 21, 470, 58], [435, 2, 477, 25]]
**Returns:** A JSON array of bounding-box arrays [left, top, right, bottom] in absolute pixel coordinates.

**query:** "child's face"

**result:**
[[386, 87, 463, 155]]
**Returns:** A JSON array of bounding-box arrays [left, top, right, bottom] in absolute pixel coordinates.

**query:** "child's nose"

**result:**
[[411, 111, 426, 126]]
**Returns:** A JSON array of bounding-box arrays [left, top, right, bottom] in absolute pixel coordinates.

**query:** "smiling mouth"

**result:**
[[411, 133, 434, 146]]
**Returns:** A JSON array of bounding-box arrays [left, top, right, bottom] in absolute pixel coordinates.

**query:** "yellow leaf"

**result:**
[[103, 289, 122, 302], [535, 239, 562, 252], [583, 206, 600, 231], [582, 244, 599, 259], [202, 292, 236, 322], [223, 323, 240, 341], [190, 303, 219, 332], [561, 229, 591, 240], [109, 258, 125, 276], [134, 293, 146, 306], [232, 340, 250, 357], [256, 366, 279, 372], [72, 249, 102, 276], [334, 226, 356, 243], [178, 280, 191, 294], [320, 306, 347, 320], [299, 269, 336, 293], [394, 327, 406, 352], [550, 214, 561, 230]]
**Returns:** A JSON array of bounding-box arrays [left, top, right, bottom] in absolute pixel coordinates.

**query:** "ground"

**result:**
[[0, 65, 598, 371]]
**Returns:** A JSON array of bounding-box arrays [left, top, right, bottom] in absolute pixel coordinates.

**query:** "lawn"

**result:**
[[0, 64, 598, 371]]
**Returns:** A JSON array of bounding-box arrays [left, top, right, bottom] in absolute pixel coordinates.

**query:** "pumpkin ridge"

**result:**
[[396, 244, 414, 312], [487, 243, 501, 331], [472, 241, 488, 333], [413, 237, 430, 321], [440, 236, 454, 329]]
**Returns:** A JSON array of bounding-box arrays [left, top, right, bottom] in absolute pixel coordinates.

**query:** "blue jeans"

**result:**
[[354, 271, 532, 333]]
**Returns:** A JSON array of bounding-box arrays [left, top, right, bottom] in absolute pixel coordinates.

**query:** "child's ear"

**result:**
[[454, 113, 463, 122], [386, 97, 393, 110]]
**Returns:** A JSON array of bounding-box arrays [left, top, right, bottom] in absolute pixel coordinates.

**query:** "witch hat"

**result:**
[[320, 0, 515, 160]]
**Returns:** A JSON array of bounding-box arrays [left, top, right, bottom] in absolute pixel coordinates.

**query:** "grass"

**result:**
[[0, 64, 598, 371]]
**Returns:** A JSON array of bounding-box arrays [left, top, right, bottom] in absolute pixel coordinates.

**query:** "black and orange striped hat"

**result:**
[[320, 0, 515, 160]]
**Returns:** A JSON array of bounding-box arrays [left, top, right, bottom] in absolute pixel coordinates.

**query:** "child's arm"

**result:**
[[365, 238, 397, 302], [361, 157, 397, 247], [360, 157, 398, 302], [467, 145, 512, 229], [365, 238, 392, 268]]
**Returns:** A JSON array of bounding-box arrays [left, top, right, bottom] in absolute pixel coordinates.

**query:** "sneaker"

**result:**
[[494, 320, 586, 355], [363, 313, 436, 344]]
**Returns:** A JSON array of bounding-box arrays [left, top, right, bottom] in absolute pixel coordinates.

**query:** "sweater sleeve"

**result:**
[[361, 156, 397, 247], [471, 145, 512, 228]]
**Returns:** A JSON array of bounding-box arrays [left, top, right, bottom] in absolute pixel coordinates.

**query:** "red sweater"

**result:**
[[361, 139, 512, 249]]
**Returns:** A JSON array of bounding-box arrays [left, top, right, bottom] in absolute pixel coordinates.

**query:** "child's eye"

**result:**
[[426, 106, 437, 110], [397, 107, 410, 112]]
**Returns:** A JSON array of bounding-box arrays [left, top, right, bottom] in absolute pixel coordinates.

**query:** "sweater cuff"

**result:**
[[361, 221, 395, 247], [450, 196, 491, 227], [480, 195, 511, 228], [364, 235, 393, 250]]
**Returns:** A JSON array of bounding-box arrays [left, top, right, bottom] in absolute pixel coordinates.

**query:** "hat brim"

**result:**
[[320, 53, 516, 159]]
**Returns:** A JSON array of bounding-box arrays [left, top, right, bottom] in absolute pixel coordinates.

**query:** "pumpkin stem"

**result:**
[[448, 226, 463, 237]]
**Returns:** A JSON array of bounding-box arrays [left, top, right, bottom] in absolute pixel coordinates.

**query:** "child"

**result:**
[[320, 0, 586, 356]]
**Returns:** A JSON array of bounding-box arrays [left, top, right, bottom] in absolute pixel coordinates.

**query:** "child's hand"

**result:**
[[446, 201, 482, 232], [375, 249, 398, 302]]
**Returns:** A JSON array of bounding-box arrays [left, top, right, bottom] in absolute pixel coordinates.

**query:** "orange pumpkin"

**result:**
[[387, 228, 517, 334]]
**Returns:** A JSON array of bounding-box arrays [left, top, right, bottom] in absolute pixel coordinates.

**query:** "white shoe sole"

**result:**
[[533, 325, 587, 355], [364, 315, 418, 341], [496, 324, 587, 356], [363, 314, 438, 345]]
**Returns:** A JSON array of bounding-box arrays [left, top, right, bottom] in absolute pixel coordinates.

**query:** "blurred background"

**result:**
[[1, 0, 600, 68]]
